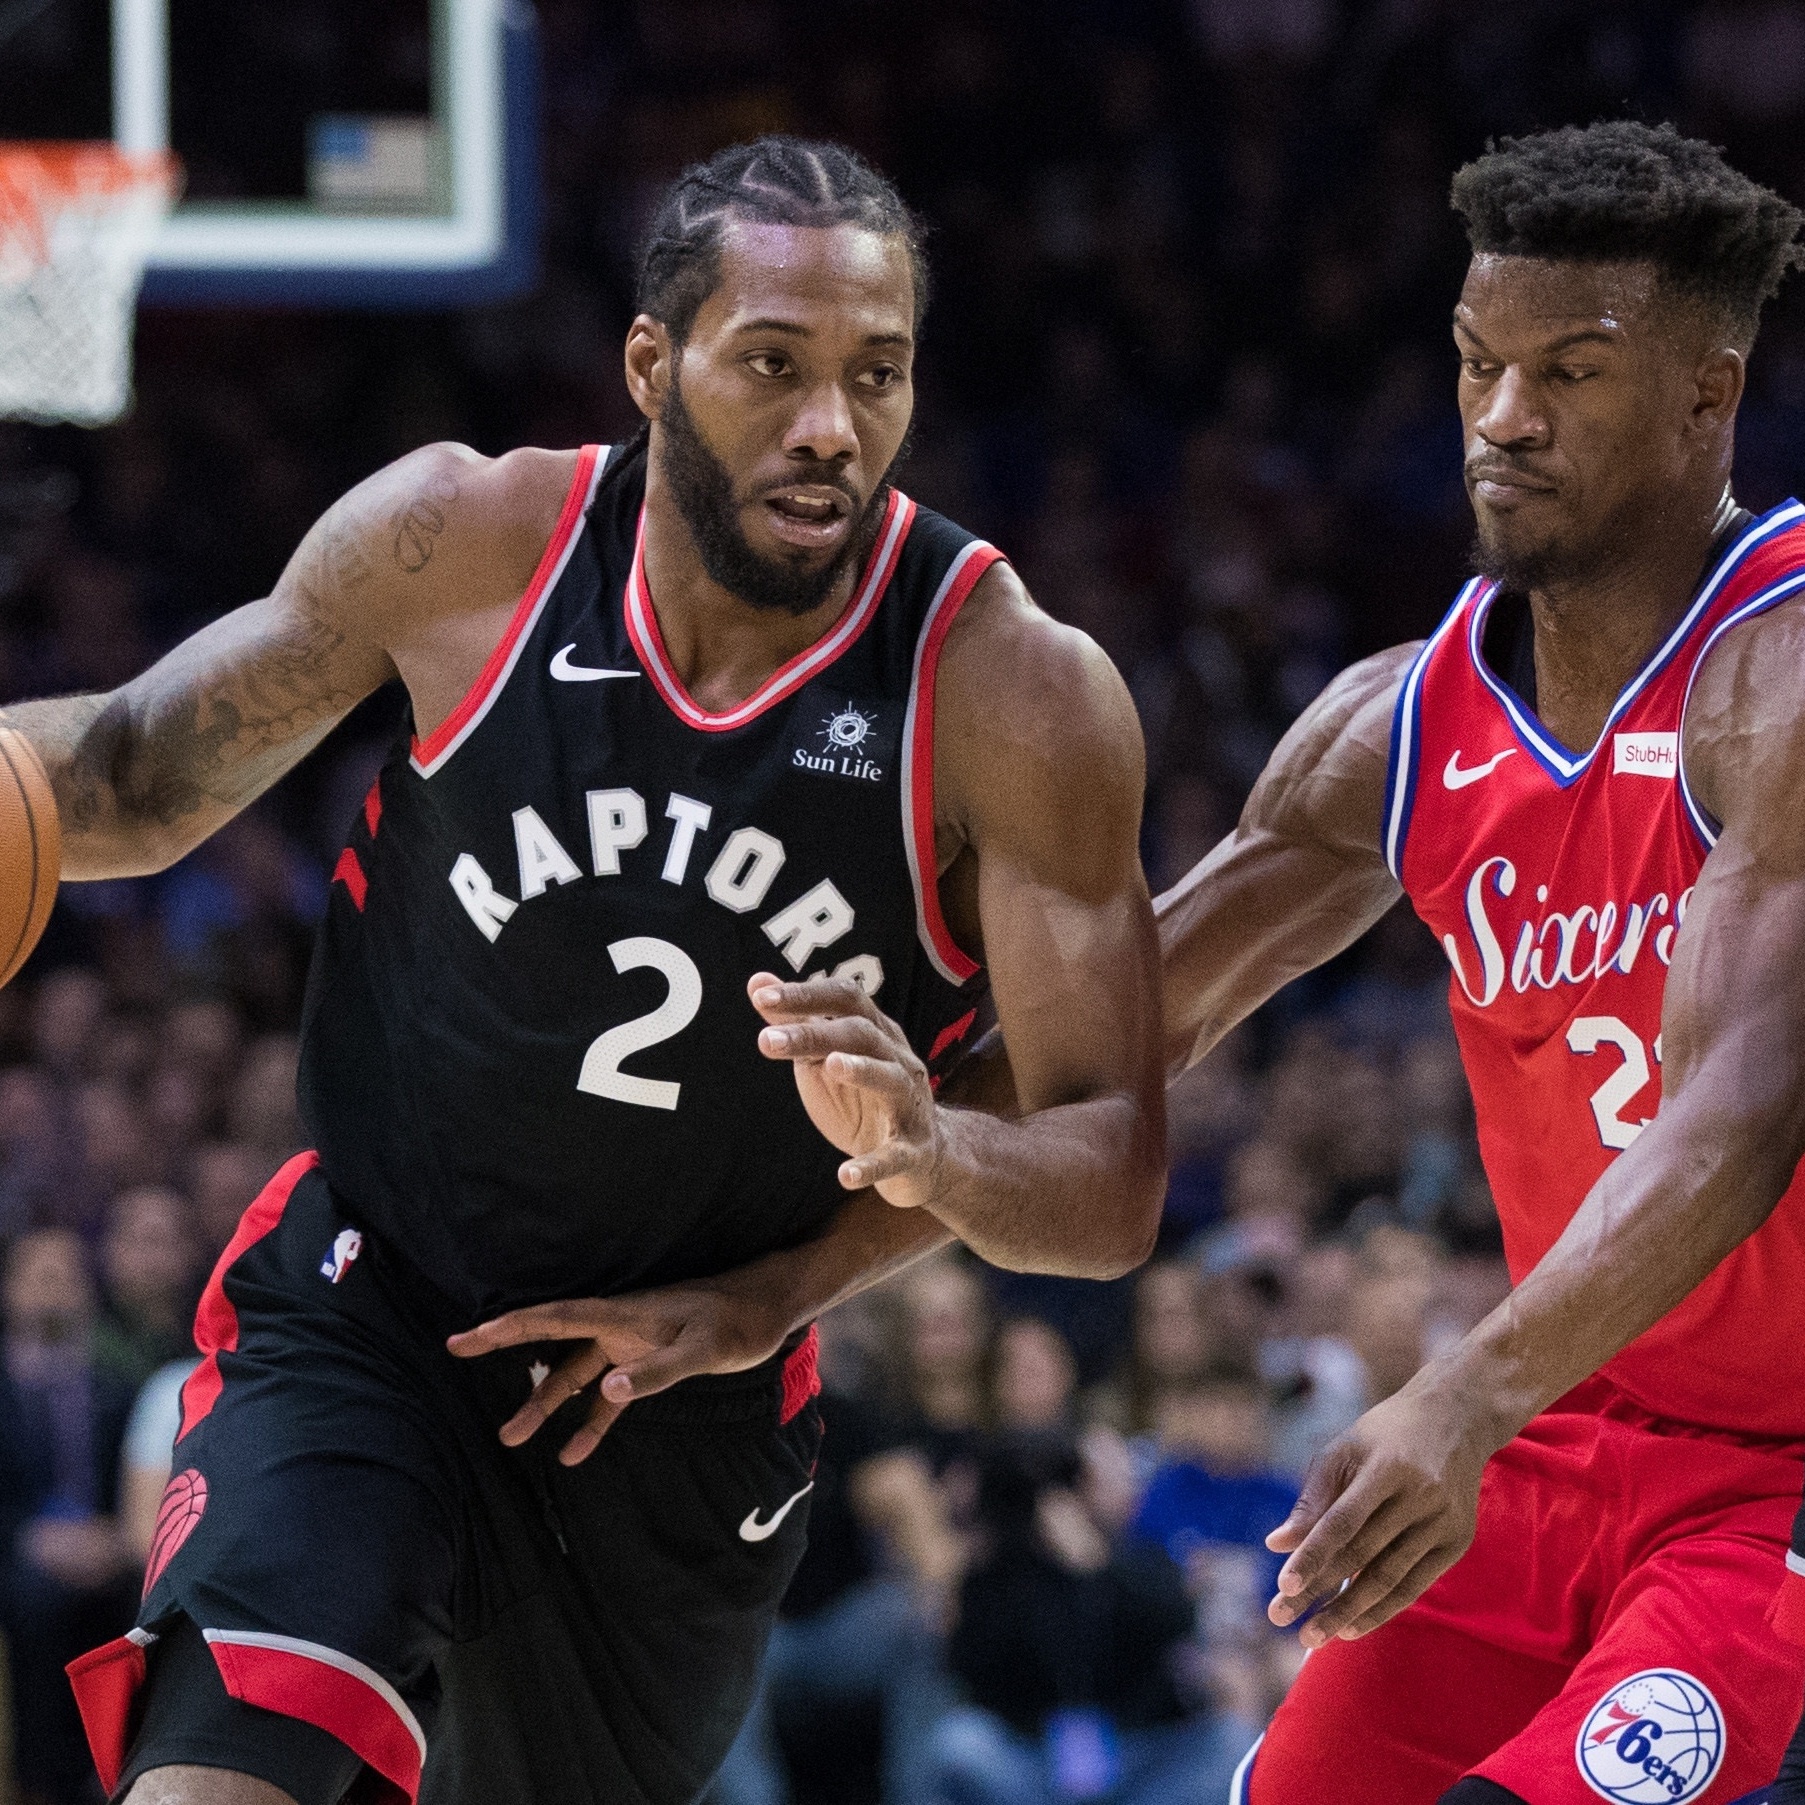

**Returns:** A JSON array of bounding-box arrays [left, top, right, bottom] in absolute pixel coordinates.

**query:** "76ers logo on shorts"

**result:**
[[1575, 1669, 1725, 1802]]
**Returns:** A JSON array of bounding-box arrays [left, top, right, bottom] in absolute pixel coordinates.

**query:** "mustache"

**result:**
[[1466, 456, 1556, 487], [754, 465, 861, 507]]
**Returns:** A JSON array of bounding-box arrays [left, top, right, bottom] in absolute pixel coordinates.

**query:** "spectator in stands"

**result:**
[[0, 1228, 136, 1805], [119, 1356, 200, 1568], [992, 1318, 1079, 1434], [929, 1431, 1255, 1805], [898, 1256, 994, 1454], [188, 1140, 274, 1263], [1131, 1373, 1298, 1612], [92, 1184, 199, 1387]]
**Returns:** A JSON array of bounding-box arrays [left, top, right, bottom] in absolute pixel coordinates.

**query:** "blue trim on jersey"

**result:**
[[1677, 563, 1805, 848], [1381, 586, 1476, 881], [1466, 499, 1805, 788]]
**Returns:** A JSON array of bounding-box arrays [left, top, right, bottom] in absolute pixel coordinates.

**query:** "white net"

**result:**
[[0, 144, 180, 428]]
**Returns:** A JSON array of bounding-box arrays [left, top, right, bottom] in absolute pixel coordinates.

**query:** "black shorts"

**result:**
[[68, 1154, 823, 1805]]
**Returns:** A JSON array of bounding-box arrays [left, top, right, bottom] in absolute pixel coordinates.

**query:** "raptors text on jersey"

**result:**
[[299, 440, 996, 1327], [1383, 499, 1805, 1438]]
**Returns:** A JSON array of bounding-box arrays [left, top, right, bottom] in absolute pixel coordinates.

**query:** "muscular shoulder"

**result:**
[[1683, 595, 1805, 861], [933, 561, 1145, 879], [280, 442, 580, 649], [1242, 643, 1416, 859]]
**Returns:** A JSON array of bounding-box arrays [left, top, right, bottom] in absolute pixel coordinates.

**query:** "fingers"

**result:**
[[840, 1147, 915, 1192], [1319, 1538, 1461, 1644], [498, 1344, 608, 1447], [448, 1300, 608, 1356], [758, 1014, 901, 1065], [559, 1388, 627, 1466], [1287, 1516, 1443, 1647], [748, 973, 883, 1027], [1265, 1444, 1355, 1555], [599, 1332, 716, 1407], [1270, 1480, 1412, 1623]]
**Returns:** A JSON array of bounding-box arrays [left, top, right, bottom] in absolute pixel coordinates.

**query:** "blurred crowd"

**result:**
[[3, 0, 1805, 1800]]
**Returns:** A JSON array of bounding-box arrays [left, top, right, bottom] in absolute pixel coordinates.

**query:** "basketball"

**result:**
[[0, 725, 59, 988]]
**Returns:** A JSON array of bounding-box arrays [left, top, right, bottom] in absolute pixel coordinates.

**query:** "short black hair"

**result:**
[[636, 136, 928, 347], [1451, 120, 1805, 348]]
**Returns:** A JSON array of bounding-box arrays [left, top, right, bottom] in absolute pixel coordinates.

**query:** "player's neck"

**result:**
[[639, 472, 862, 716], [1525, 485, 1736, 753]]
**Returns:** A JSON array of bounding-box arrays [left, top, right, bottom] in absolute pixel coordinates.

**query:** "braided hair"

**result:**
[[636, 136, 928, 347], [1451, 121, 1805, 349]]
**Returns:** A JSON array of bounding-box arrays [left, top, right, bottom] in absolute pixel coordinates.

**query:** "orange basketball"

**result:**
[[0, 727, 60, 988]]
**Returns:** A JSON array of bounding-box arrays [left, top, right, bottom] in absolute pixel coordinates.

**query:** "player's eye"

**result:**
[[1553, 367, 1596, 384], [861, 364, 904, 391], [1460, 357, 1496, 379], [745, 353, 790, 379]]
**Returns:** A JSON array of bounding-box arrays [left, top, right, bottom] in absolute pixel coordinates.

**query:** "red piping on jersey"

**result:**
[[67, 1631, 154, 1794], [622, 489, 915, 733], [903, 543, 1004, 984], [409, 444, 602, 773], [178, 1151, 319, 1440], [332, 846, 369, 911], [206, 1631, 426, 1805], [780, 1325, 821, 1424], [363, 778, 383, 837]]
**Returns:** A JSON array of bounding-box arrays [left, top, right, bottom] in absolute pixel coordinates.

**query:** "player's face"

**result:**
[[649, 221, 916, 614], [1455, 254, 1704, 592]]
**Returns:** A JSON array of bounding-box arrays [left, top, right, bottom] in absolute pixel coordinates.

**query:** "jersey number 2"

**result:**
[[577, 937, 702, 1111], [1566, 1014, 1661, 1152]]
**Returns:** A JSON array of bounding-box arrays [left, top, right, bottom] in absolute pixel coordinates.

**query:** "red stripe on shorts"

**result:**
[[178, 1151, 319, 1440]]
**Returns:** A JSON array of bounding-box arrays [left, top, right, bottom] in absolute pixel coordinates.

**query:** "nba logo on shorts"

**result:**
[[1575, 1669, 1724, 1802], [320, 1227, 364, 1284]]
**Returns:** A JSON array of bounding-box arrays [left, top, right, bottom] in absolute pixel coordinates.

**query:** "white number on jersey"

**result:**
[[576, 936, 703, 1110], [1566, 1014, 1661, 1151]]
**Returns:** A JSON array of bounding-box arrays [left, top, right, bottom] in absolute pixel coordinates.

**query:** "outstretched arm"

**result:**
[[1266, 598, 1805, 1647], [1156, 645, 1412, 1071], [1, 443, 558, 877], [754, 562, 1166, 1279]]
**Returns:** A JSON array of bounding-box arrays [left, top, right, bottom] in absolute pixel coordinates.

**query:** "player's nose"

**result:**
[[1472, 364, 1550, 451], [782, 379, 859, 466]]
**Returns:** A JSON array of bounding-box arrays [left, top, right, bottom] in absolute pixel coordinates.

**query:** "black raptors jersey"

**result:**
[[297, 440, 996, 1326]]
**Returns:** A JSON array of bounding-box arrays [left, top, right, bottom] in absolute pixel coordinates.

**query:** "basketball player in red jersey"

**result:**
[[1155, 123, 1805, 1802]]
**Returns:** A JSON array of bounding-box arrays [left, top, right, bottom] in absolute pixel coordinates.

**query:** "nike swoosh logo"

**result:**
[[1443, 748, 1517, 790], [739, 1482, 813, 1543], [550, 645, 640, 682]]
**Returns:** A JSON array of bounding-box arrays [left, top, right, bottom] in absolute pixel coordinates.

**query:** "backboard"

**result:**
[[0, 0, 539, 308]]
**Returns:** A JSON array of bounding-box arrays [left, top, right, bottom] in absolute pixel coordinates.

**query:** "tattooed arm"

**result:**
[[3, 443, 570, 879]]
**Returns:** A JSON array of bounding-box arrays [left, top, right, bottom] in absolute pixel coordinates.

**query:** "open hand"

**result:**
[[1264, 1378, 1496, 1647], [447, 1273, 792, 1465], [750, 972, 940, 1208]]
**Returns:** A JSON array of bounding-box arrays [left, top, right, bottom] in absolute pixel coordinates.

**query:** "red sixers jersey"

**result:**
[[1384, 500, 1805, 1439]]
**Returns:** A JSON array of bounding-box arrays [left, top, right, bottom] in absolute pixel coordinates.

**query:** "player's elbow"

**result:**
[[1092, 1162, 1165, 1279]]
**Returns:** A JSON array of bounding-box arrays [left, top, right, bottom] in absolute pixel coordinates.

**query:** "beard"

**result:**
[[658, 378, 896, 617]]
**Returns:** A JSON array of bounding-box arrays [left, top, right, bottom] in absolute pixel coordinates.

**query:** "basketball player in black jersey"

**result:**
[[9, 139, 1164, 1805]]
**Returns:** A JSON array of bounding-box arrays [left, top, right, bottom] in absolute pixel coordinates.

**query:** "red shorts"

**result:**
[[1243, 1380, 1805, 1805]]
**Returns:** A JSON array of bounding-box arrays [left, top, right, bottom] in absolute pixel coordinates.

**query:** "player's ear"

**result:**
[[1689, 344, 1744, 435], [625, 315, 674, 423]]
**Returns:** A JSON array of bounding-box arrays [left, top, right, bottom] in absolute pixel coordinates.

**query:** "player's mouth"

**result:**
[[761, 486, 855, 551], [1468, 464, 1556, 507]]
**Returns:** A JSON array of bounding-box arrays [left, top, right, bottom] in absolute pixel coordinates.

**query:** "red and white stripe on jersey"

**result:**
[[204, 1628, 428, 1803], [1381, 499, 1805, 1440], [623, 488, 915, 732], [409, 444, 609, 778], [901, 537, 1004, 984], [68, 1622, 427, 1805]]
